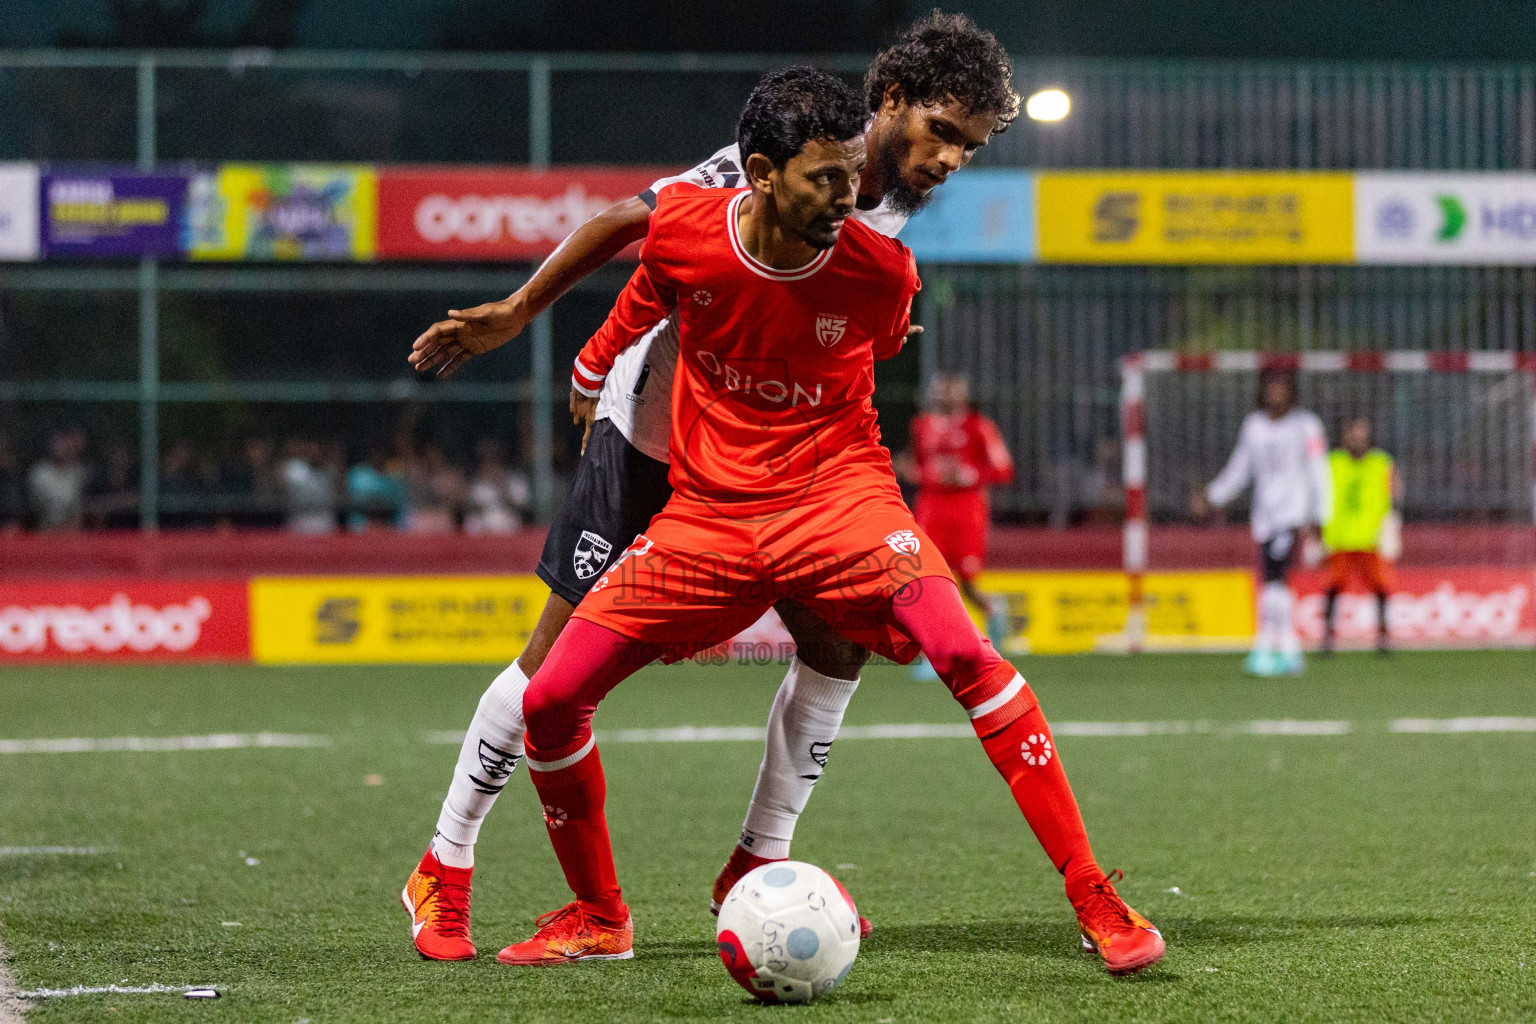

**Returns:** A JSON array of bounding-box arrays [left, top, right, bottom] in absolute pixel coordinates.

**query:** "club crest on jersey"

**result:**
[[815, 314, 848, 348], [692, 289, 713, 306], [884, 530, 921, 554], [572, 530, 613, 580]]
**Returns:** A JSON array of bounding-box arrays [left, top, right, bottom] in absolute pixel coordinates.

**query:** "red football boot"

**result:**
[[1072, 869, 1166, 975], [711, 845, 874, 939], [497, 902, 634, 965], [401, 848, 476, 961]]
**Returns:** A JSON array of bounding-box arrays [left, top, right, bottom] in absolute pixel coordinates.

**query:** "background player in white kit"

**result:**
[[399, 13, 1019, 961], [1193, 368, 1331, 678]]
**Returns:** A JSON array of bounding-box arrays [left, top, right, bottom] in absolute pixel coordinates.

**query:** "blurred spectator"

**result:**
[[405, 443, 466, 533], [159, 439, 208, 527], [464, 438, 531, 535], [28, 428, 89, 531], [348, 444, 407, 531], [0, 433, 24, 531], [89, 441, 139, 529], [224, 437, 283, 526], [280, 438, 339, 534]]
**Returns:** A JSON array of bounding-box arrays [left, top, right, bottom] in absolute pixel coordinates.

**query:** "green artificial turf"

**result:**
[[1, 651, 1534, 1022]]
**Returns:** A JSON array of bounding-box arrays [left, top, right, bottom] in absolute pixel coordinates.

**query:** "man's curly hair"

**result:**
[[864, 11, 1020, 136]]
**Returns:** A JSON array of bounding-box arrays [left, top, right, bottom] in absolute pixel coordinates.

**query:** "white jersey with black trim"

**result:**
[[588, 142, 910, 464], [1207, 408, 1332, 542]]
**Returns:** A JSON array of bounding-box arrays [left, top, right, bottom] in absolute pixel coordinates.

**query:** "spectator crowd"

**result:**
[[0, 428, 532, 534]]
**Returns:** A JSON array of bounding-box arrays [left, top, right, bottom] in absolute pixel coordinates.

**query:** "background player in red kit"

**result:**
[[907, 372, 1014, 645], [498, 68, 1164, 977]]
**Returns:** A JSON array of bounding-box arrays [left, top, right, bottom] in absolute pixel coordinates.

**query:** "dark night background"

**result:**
[[5, 0, 1535, 59]]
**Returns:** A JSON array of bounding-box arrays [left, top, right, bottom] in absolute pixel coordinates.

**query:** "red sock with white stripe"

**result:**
[[526, 737, 628, 925], [892, 576, 1102, 896], [978, 701, 1103, 898]]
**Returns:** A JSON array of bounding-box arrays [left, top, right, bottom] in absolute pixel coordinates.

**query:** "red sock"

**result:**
[[526, 739, 627, 925], [978, 699, 1104, 902]]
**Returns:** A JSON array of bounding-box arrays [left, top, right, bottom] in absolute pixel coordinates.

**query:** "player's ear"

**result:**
[[880, 82, 906, 116], [744, 152, 777, 196]]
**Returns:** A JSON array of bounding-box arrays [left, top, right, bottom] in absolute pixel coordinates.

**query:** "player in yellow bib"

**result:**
[[1322, 418, 1401, 654]]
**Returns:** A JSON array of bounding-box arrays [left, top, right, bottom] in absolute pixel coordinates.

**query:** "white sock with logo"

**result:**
[[737, 658, 860, 860], [431, 661, 528, 869]]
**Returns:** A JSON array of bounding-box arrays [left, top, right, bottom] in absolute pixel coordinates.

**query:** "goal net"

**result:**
[[1119, 351, 1536, 652]]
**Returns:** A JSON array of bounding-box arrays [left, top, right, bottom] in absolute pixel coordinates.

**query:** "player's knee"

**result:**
[[520, 677, 580, 750], [776, 600, 868, 680], [924, 630, 990, 685]]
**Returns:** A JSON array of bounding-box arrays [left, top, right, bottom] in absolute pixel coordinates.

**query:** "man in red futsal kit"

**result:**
[[499, 68, 1165, 975], [909, 372, 1015, 647]]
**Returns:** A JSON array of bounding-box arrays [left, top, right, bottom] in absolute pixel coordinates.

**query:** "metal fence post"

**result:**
[[531, 311, 554, 522], [528, 58, 554, 521], [136, 54, 160, 530]]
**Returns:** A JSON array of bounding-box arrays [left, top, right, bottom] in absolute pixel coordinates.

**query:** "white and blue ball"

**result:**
[[715, 860, 860, 1004]]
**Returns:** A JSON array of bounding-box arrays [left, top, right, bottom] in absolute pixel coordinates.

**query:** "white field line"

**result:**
[[16, 983, 210, 998], [0, 848, 103, 857], [426, 720, 1372, 745], [1390, 716, 1536, 733], [0, 733, 329, 755]]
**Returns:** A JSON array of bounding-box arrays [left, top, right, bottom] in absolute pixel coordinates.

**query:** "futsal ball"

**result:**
[[715, 860, 860, 1004]]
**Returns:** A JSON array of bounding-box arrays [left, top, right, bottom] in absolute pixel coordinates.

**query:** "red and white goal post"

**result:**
[[1119, 350, 1536, 653]]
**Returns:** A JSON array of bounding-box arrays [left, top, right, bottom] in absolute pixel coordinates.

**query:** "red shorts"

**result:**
[[573, 483, 953, 664], [914, 489, 988, 581], [1326, 551, 1394, 593]]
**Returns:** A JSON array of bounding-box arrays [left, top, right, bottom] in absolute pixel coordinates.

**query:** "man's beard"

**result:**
[[877, 155, 935, 217]]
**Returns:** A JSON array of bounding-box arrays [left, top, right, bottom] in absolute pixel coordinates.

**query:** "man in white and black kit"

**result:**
[[399, 13, 1021, 962], [1194, 368, 1331, 678]]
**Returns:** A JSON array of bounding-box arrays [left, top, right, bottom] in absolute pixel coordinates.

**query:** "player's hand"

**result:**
[[409, 297, 530, 379], [570, 387, 599, 455], [906, 324, 923, 340], [1190, 492, 1212, 521]]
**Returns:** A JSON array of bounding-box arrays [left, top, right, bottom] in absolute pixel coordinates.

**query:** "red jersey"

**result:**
[[577, 184, 919, 512], [910, 410, 1014, 495]]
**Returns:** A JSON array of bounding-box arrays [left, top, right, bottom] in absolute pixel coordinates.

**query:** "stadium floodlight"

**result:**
[[1119, 350, 1536, 653], [1025, 88, 1071, 121]]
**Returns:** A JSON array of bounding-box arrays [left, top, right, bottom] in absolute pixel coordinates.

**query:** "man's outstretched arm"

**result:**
[[409, 196, 653, 379]]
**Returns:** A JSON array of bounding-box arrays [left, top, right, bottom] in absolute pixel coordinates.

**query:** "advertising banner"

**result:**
[[250, 576, 548, 664], [1355, 173, 1536, 264], [190, 164, 377, 260], [0, 581, 249, 661], [901, 170, 1036, 263], [1037, 172, 1354, 264], [376, 166, 674, 261], [41, 171, 188, 258], [980, 569, 1256, 654], [1293, 567, 1535, 648], [0, 162, 40, 261]]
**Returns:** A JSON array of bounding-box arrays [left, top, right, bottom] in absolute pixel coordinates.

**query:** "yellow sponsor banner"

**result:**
[[1037, 172, 1354, 264], [190, 164, 378, 261], [977, 570, 1255, 655], [251, 576, 548, 664]]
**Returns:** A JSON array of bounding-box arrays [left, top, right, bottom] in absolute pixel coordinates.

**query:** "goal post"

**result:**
[[1119, 350, 1536, 653]]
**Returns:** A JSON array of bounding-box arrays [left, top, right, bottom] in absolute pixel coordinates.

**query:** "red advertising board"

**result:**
[[1293, 567, 1536, 648], [0, 581, 250, 661], [377, 166, 677, 261]]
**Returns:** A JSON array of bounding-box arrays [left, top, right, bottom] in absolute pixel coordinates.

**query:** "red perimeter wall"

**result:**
[[1, 525, 1529, 578]]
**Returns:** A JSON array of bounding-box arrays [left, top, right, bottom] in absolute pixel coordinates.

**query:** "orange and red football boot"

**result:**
[[401, 848, 476, 961], [710, 846, 874, 939], [1073, 869, 1166, 975], [497, 902, 634, 966]]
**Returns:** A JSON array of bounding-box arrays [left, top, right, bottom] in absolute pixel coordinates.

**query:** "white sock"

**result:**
[[431, 661, 528, 868], [1260, 582, 1295, 658], [1273, 584, 1301, 658], [737, 658, 859, 861]]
